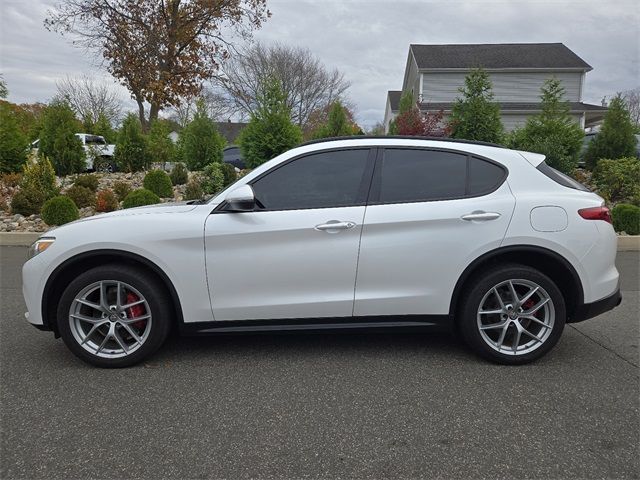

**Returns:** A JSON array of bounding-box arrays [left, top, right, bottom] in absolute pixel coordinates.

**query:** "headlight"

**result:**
[[28, 237, 55, 259]]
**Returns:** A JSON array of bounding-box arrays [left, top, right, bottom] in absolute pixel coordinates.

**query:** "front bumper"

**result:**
[[570, 287, 622, 323]]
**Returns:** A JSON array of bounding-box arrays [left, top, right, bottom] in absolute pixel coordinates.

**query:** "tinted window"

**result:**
[[251, 149, 370, 210], [379, 149, 467, 203], [468, 157, 505, 194], [537, 161, 590, 191]]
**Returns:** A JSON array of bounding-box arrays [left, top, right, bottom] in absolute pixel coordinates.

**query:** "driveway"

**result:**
[[1, 246, 638, 479]]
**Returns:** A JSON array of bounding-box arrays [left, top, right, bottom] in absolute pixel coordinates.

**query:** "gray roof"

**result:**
[[215, 122, 248, 144], [409, 43, 592, 71], [387, 90, 402, 111]]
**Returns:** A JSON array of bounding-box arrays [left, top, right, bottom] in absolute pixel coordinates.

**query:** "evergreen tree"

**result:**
[[507, 78, 584, 174], [312, 101, 357, 138], [0, 103, 28, 173], [92, 113, 117, 144], [114, 113, 150, 172], [147, 119, 176, 169], [39, 100, 86, 175], [449, 68, 504, 143], [177, 100, 225, 170], [237, 78, 302, 168], [584, 95, 638, 169], [388, 91, 414, 135]]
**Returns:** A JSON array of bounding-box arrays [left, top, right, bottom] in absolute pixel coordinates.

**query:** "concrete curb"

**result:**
[[1, 231, 639, 250]]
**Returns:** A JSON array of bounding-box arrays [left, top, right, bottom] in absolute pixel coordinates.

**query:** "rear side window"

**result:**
[[375, 149, 506, 204], [537, 161, 590, 191]]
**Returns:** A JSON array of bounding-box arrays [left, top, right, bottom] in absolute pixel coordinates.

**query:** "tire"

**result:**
[[57, 264, 172, 368], [458, 264, 566, 365]]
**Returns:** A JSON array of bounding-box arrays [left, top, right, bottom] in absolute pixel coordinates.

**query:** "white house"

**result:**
[[384, 43, 608, 133]]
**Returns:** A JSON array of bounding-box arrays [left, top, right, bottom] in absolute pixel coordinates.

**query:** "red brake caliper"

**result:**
[[126, 292, 146, 330]]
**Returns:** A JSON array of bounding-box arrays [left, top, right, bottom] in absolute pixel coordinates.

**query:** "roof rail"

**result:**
[[299, 135, 506, 149]]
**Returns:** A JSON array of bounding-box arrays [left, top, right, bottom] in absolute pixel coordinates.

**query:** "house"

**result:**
[[384, 43, 608, 133]]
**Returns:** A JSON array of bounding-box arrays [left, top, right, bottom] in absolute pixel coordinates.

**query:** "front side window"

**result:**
[[251, 149, 371, 210]]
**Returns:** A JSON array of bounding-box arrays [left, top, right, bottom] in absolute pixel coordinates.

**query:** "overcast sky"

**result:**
[[1, 0, 638, 128]]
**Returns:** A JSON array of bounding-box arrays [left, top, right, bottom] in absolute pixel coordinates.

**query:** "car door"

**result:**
[[354, 147, 515, 317], [205, 148, 375, 321]]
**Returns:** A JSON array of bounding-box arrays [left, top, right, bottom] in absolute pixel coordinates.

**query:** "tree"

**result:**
[[367, 122, 385, 136], [388, 91, 414, 135], [114, 113, 150, 172], [448, 68, 504, 143], [507, 78, 584, 174], [39, 100, 86, 175], [237, 78, 302, 168], [178, 100, 225, 170], [147, 119, 176, 169], [91, 113, 117, 144], [216, 42, 350, 128], [46, 0, 270, 130], [311, 102, 359, 139], [0, 103, 28, 173], [0, 74, 8, 99], [620, 87, 640, 129], [56, 75, 122, 127], [584, 95, 638, 169]]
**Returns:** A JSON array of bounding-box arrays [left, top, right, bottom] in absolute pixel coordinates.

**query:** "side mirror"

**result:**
[[224, 185, 255, 212]]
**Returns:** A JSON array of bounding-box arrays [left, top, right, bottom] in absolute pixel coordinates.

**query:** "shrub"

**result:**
[[38, 100, 85, 175], [115, 113, 150, 172], [73, 174, 99, 191], [221, 163, 237, 187], [591, 157, 640, 204], [147, 119, 175, 168], [0, 102, 28, 173], [41, 195, 79, 225], [21, 155, 58, 199], [170, 162, 189, 185], [612, 204, 640, 235], [0, 172, 22, 188], [10, 189, 45, 216], [184, 179, 204, 201], [95, 189, 119, 212], [65, 185, 96, 208], [200, 163, 225, 194], [122, 188, 161, 209], [113, 181, 132, 202], [178, 100, 225, 170], [143, 169, 173, 197]]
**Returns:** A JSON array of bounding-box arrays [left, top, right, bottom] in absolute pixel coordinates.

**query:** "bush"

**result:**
[[41, 195, 79, 225], [143, 169, 173, 197], [221, 163, 237, 187], [10, 189, 45, 216], [95, 189, 119, 212], [73, 174, 99, 191], [612, 204, 640, 235], [0, 172, 22, 188], [113, 181, 132, 202], [178, 100, 225, 170], [200, 163, 225, 194], [0, 102, 28, 173], [115, 113, 150, 172], [65, 185, 96, 208], [38, 100, 85, 175], [170, 162, 189, 185], [184, 179, 204, 201], [122, 188, 161, 209], [592, 157, 640, 204]]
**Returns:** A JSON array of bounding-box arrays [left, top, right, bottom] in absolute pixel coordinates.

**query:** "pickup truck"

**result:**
[[30, 133, 117, 172]]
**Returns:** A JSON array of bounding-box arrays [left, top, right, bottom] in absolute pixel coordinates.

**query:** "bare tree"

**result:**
[[215, 42, 350, 128], [620, 87, 640, 127], [169, 88, 238, 128], [56, 75, 123, 125]]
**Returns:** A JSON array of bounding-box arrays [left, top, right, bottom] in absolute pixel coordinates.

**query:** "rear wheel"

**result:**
[[459, 264, 566, 364], [57, 265, 172, 367]]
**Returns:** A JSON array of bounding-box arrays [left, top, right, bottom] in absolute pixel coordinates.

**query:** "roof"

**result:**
[[409, 43, 592, 71], [389, 101, 607, 113], [387, 90, 402, 111], [300, 135, 504, 149], [215, 122, 248, 144]]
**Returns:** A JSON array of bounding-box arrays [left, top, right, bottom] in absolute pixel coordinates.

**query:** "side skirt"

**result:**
[[179, 315, 453, 336]]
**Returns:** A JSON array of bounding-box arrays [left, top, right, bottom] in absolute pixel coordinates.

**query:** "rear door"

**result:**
[[354, 147, 516, 317]]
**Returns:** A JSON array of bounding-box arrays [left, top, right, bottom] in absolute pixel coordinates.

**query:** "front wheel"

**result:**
[[459, 264, 566, 365], [57, 265, 172, 367]]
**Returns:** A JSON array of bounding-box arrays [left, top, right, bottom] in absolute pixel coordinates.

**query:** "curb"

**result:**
[[1, 231, 639, 251]]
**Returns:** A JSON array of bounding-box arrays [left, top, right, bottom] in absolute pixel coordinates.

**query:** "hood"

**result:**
[[68, 201, 199, 225]]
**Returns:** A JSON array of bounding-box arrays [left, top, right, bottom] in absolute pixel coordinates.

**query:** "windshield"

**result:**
[[85, 135, 106, 145]]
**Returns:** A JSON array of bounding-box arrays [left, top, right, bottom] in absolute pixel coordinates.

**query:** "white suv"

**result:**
[[22, 137, 621, 367]]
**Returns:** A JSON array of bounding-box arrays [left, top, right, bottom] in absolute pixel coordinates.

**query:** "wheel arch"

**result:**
[[449, 245, 584, 323], [42, 249, 184, 334]]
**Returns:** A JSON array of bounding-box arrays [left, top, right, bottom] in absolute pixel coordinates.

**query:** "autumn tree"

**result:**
[[46, 0, 270, 130], [216, 42, 349, 128], [449, 68, 504, 143]]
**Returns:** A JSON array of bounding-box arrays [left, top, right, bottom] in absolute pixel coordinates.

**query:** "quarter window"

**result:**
[[468, 156, 506, 195], [251, 149, 371, 210]]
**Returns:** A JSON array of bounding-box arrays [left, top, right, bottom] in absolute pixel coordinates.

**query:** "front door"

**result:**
[[205, 148, 375, 321]]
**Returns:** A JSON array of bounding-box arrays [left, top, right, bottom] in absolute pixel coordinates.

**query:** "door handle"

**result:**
[[461, 211, 501, 221], [315, 221, 356, 231]]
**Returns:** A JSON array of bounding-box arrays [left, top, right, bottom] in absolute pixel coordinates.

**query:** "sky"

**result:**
[[0, 0, 638, 129]]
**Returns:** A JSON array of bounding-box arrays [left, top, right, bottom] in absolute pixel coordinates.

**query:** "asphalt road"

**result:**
[[1, 246, 638, 479]]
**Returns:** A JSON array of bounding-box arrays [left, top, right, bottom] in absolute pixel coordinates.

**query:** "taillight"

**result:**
[[578, 206, 612, 224]]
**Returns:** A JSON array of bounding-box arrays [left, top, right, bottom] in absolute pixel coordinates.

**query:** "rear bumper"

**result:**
[[570, 287, 622, 323]]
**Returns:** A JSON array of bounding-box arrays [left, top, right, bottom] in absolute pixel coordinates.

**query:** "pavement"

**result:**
[[0, 246, 638, 480]]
